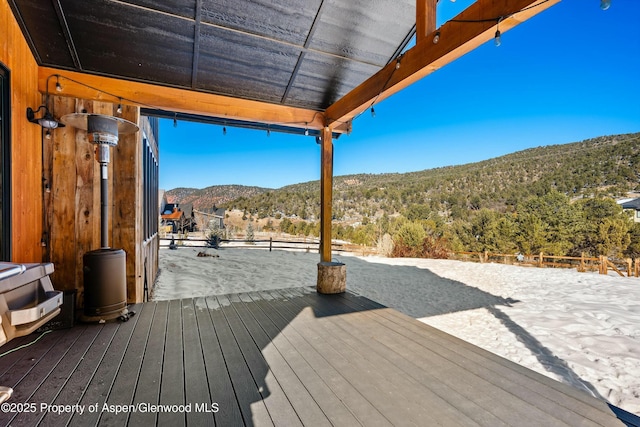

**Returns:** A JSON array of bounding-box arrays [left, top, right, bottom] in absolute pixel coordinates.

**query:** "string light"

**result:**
[[304, 123, 309, 136], [370, 107, 376, 118], [49, 73, 332, 137], [494, 18, 502, 47], [395, 57, 401, 70], [433, 30, 440, 44], [223, 126, 227, 136], [266, 127, 270, 137], [116, 98, 122, 114], [600, 0, 611, 10], [45, 129, 52, 139]]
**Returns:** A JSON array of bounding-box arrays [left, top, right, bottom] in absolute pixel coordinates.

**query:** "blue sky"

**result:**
[[159, 0, 640, 191]]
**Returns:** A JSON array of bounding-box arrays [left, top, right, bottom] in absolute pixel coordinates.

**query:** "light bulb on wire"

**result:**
[[433, 30, 440, 44], [494, 29, 501, 47], [600, 0, 611, 10], [370, 107, 376, 118]]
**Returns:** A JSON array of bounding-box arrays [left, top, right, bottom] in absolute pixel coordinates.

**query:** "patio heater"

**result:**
[[61, 113, 138, 322]]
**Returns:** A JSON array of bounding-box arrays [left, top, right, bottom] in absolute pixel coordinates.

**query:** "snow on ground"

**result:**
[[154, 247, 640, 415]]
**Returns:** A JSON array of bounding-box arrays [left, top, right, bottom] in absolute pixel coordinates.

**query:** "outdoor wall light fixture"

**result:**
[[26, 105, 65, 129]]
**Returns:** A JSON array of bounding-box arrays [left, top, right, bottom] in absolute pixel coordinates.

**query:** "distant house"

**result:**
[[196, 205, 226, 230], [161, 203, 196, 233], [619, 198, 640, 223]]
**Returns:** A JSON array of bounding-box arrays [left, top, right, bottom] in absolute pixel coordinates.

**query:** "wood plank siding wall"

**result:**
[[45, 95, 157, 304], [1, 0, 43, 262], [1, 1, 158, 303]]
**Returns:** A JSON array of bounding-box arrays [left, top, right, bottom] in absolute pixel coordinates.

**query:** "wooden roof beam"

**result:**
[[325, 0, 561, 128], [37, 67, 327, 131]]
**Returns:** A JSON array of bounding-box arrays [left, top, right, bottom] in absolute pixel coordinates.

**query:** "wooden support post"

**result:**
[[635, 258, 640, 277], [320, 127, 333, 263], [317, 126, 346, 294], [626, 258, 632, 277], [416, 0, 437, 44]]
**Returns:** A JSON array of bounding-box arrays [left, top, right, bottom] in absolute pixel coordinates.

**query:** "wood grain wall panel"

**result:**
[[112, 104, 141, 303], [46, 95, 147, 304], [49, 96, 78, 291], [1, 0, 43, 262]]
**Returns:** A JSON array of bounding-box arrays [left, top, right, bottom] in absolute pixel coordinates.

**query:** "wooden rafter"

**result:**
[[416, 0, 437, 44], [325, 0, 561, 128], [38, 67, 327, 131]]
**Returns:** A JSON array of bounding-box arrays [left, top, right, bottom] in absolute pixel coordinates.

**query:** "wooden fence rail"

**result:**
[[160, 235, 637, 277], [452, 251, 640, 277], [159, 236, 377, 256]]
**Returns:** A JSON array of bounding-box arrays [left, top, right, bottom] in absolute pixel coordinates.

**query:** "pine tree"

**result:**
[[246, 223, 255, 243]]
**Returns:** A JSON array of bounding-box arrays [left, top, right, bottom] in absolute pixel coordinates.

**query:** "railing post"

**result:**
[[538, 252, 544, 268], [599, 255, 607, 275]]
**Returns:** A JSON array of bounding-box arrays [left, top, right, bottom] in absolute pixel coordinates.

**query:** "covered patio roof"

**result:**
[[8, 0, 558, 134]]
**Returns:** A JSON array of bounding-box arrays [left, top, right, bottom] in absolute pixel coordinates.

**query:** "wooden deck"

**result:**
[[0, 287, 636, 426]]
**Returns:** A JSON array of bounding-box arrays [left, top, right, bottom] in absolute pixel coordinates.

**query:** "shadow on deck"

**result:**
[[0, 287, 636, 426]]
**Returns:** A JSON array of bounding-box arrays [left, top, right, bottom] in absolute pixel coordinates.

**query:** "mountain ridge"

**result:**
[[166, 132, 640, 222]]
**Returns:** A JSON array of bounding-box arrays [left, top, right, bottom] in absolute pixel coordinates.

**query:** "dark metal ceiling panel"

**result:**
[[285, 51, 380, 111], [197, 24, 301, 104], [308, 0, 415, 66], [120, 0, 196, 20], [200, 0, 322, 46], [8, 0, 76, 68], [62, 0, 195, 87], [10, 0, 418, 112]]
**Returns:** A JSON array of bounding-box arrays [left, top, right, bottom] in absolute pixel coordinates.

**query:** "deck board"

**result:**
[[340, 291, 617, 426], [223, 293, 301, 426], [68, 303, 143, 427], [98, 302, 155, 426], [251, 290, 369, 426], [235, 292, 330, 427], [157, 299, 185, 427], [195, 296, 245, 426], [128, 299, 168, 427], [182, 298, 215, 426], [42, 322, 120, 426], [317, 291, 572, 426], [213, 294, 274, 427], [0, 288, 636, 427], [13, 326, 104, 427]]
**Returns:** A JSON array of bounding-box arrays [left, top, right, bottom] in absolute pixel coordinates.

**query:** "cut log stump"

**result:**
[[317, 262, 346, 294]]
